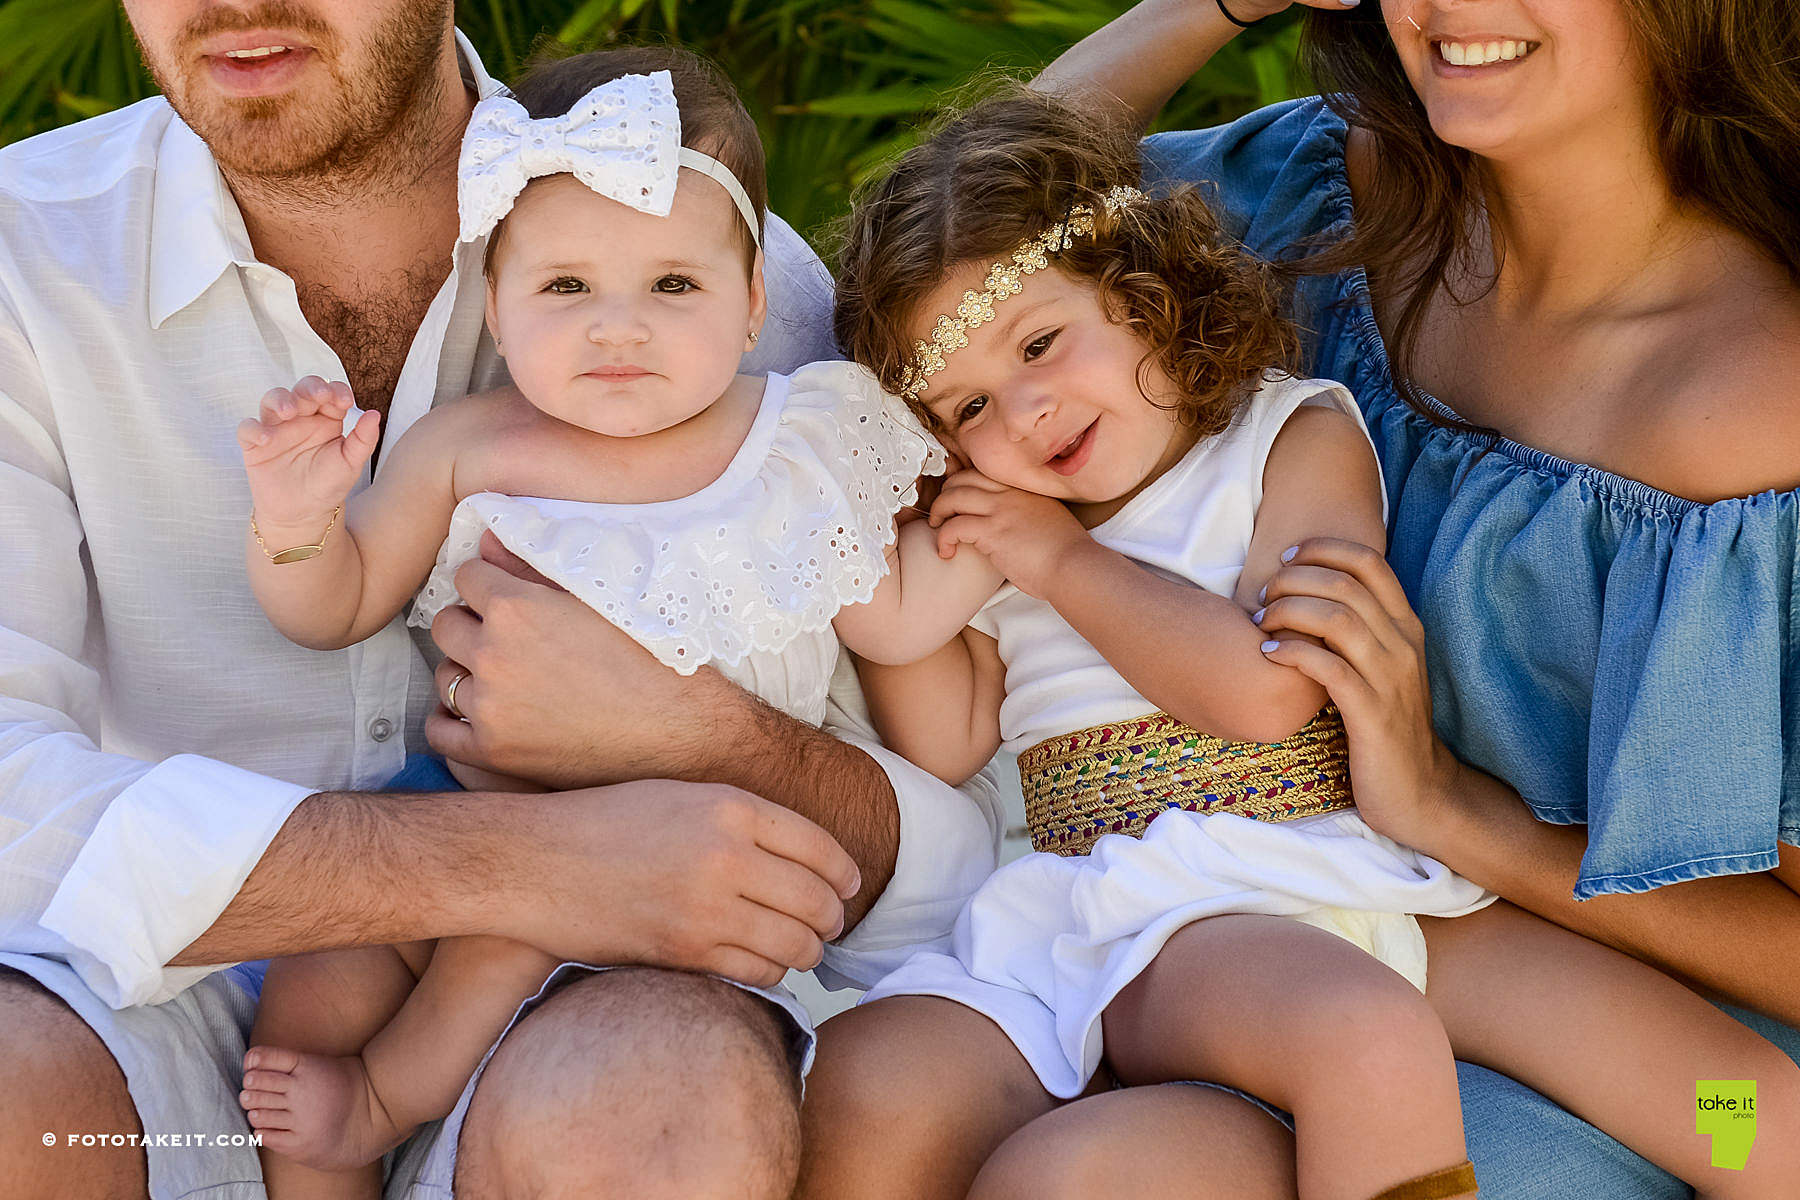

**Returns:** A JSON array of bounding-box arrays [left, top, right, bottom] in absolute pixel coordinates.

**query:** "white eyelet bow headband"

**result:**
[[457, 69, 762, 249]]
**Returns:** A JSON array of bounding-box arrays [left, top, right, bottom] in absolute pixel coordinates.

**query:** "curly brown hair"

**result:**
[[834, 85, 1297, 438]]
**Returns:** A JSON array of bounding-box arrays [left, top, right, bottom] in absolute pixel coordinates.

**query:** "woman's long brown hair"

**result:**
[[1294, 1, 1800, 422]]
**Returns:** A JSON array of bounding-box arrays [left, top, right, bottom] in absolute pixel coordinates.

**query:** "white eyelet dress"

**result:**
[[407, 360, 945, 727]]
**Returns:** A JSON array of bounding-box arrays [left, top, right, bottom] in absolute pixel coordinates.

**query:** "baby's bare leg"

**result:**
[[244, 941, 429, 1200], [244, 937, 556, 1187], [1101, 914, 1472, 1200], [1421, 901, 1800, 1199]]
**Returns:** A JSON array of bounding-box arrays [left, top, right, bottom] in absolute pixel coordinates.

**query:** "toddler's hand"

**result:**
[[237, 377, 380, 528], [928, 469, 1088, 599]]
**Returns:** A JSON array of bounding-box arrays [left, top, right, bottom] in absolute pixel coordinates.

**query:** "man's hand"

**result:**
[[424, 533, 743, 789], [514, 781, 860, 986]]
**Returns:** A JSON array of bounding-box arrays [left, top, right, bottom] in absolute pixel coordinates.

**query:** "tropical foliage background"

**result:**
[[0, 0, 1311, 242]]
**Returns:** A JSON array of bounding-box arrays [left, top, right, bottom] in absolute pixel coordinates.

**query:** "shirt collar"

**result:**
[[147, 28, 502, 329]]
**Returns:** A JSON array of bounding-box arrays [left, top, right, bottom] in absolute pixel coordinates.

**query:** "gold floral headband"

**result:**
[[898, 185, 1145, 404]]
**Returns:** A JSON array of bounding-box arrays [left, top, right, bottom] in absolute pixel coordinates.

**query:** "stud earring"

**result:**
[[747, 329, 760, 345]]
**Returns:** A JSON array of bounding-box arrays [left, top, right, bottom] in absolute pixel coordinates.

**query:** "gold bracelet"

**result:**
[[251, 505, 341, 564]]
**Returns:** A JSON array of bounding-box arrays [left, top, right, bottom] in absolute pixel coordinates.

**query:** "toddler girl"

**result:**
[[233, 48, 939, 1200], [827, 88, 1800, 1199]]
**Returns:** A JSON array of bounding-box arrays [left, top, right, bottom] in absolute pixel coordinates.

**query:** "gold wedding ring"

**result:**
[[445, 670, 470, 720]]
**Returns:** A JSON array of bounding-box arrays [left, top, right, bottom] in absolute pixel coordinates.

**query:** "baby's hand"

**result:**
[[237, 377, 380, 527], [928, 469, 1088, 599]]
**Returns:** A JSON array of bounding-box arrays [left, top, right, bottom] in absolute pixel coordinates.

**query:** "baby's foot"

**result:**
[[239, 1045, 409, 1171]]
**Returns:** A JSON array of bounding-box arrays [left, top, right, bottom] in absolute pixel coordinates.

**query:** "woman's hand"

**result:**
[[236, 376, 379, 529], [1253, 537, 1463, 846], [927, 469, 1089, 600], [1222, 0, 1364, 22]]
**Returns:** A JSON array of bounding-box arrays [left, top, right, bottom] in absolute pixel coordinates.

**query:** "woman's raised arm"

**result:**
[[1031, 0, 1353, 131]]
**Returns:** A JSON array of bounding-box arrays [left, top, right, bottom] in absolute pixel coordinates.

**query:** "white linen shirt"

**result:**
[[0, 33, 1002, 1010]]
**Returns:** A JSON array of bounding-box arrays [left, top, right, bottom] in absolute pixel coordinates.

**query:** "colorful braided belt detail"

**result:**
[[1018, 706, 1355, 857]]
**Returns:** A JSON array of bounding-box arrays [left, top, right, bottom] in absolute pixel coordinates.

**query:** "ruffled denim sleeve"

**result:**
[[1148, 97, 1800, 900]]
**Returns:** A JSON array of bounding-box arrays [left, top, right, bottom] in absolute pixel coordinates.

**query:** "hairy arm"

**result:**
[[835, 521, 1005, 665], [1046, 406, 1386, 742]]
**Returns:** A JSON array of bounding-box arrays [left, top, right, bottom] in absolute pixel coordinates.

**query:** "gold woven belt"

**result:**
[[1018, 706, 1355, 857]]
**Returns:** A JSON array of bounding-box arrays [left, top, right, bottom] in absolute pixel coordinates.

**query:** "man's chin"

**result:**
[[172, 89, 349, 179]]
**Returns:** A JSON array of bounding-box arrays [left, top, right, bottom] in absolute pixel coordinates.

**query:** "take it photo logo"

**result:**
[[1696, 1080, 1757, 1170]]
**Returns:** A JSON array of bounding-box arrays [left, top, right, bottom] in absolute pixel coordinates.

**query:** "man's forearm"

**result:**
[[169, 789, 515, 967]]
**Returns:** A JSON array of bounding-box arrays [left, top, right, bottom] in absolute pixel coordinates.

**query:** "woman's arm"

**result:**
[[855, 629, 1006, 786], [834, 520, 1005, 665], [1260, 537, 1800, 1028], [1032, 0, 1347, 129], [1420, 766, 1800, 1029]]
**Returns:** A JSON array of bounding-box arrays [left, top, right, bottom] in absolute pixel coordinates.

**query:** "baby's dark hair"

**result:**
[[487, 44, 767, 271], [835, 85, 1297, 437]]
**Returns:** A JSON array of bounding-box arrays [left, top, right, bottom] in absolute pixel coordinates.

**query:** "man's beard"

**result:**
[[138, 0, 454, 194]]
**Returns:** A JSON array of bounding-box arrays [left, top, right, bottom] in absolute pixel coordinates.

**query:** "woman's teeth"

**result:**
[[1437, 39, 1537, 67]]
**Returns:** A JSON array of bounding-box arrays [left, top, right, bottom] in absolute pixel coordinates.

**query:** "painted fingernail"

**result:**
[[1258, 585, 1267, 603], [1252, 607, 1266, 624], [1339, 0, 1360, 7], [1261, 640, 1280, 653], [1281, 545, 1299, 563]]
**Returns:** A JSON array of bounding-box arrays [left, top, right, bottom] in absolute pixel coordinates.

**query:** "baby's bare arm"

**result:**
[[834, 521, 1004, 666], [243, 384, 471, 649], [855, 628, 1004, 786]]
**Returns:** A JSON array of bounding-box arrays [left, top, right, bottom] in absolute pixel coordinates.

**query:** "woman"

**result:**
[[798, 2, 1800, 1197]]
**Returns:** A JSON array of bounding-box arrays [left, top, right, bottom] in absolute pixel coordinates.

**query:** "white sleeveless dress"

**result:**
[[862, 373, 1495, 1099], [407, 360, 945, 726]]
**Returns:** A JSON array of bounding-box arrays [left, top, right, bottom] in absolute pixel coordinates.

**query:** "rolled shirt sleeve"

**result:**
[[0, 298, 308, 1010]]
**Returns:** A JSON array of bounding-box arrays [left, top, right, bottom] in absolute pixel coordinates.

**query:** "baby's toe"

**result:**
[[239, 1088, 289, 1115], [242, 1068, 294, 1094], [244, 1044, 302, 1075]]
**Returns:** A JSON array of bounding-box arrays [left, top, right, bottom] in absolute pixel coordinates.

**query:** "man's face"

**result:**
[[122, 0, 454, 181]]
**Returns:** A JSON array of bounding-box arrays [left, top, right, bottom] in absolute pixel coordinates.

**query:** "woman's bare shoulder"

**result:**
[[1643, 277, 1800, 502]]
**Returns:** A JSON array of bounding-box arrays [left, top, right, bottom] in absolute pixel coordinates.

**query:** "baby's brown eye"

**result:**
[[1024, 330, 1058, 360], [654, 275, 697, 294], [546, 277, 586, 295], [957, 395, 989, 424]]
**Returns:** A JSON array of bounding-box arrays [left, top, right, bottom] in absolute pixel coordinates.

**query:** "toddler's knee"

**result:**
[[1297, 971, 1451, 1095]]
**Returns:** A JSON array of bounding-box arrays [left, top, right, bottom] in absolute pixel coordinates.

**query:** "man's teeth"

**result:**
[[224, 46, 291, 59], [1437, 39, 1536, 67]]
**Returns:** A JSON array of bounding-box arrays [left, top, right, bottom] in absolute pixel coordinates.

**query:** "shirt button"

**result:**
[[368, 717, 395, 742]]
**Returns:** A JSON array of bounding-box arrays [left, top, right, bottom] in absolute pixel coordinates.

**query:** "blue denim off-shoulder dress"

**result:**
[[1146, 97, 1800, 1199]]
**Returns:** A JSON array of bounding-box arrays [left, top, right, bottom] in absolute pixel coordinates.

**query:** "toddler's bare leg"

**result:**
[[1101, 914, 1473, 1200], [243, 941, 429, 1200], [971, 1082, 1299, 1200], [1421, 901, 1800, 1199], [245, 937, 555, 1186], [796, 995, 1064, 1200]]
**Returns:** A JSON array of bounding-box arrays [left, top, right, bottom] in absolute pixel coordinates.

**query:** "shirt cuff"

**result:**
[[38, 754, 311, 1008], [817, 731, 1003, 991]]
